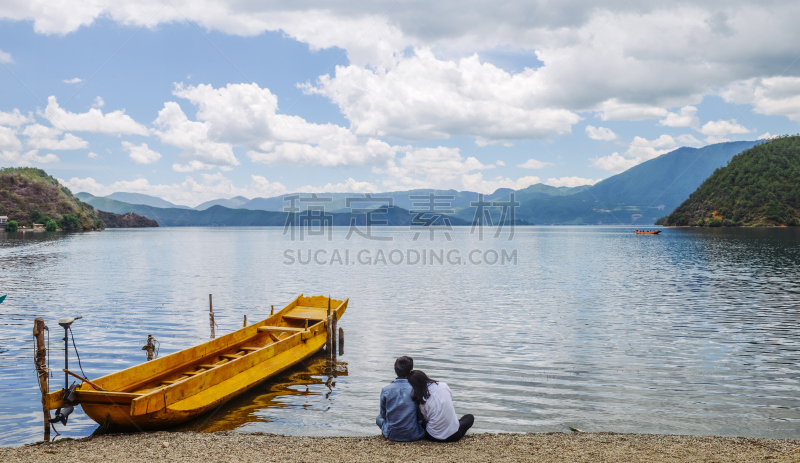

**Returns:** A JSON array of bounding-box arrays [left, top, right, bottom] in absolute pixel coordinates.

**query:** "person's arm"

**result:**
[[380, 389, 387, 420]]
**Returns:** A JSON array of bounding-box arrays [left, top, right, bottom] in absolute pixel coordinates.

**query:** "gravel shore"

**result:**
[[3, 431, 798, 462]]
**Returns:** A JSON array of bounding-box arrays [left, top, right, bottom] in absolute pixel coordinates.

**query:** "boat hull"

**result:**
[[80, 333, 327, 430], [45, 294, 346, 432]]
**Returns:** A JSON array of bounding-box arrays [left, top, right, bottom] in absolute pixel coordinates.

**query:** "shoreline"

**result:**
[[3, 431, 798, 462]]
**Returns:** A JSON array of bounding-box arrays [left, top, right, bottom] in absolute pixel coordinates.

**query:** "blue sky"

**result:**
[[1, 1, 798, 206]]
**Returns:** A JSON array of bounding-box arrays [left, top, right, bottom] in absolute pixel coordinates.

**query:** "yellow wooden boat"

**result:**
[[44, 294, 347, 431]]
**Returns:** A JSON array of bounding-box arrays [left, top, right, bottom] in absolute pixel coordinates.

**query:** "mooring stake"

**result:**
[[209, 294, 215, 339], [338, 327, 344, 356], [33, 317, 51, 441]]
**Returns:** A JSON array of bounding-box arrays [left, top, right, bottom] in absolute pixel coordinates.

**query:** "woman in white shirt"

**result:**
[[408, 370, 474, 442]]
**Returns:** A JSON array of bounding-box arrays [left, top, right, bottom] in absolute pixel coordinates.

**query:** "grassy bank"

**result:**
[[2, 431, 798, 462]]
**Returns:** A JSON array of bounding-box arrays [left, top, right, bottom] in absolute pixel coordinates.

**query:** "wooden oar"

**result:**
[[63, 369, 107, 392]]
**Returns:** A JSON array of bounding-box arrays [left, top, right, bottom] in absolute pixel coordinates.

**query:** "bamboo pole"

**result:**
[[33, 317, 50, 441], [338, 327, 344, 356], [63, 369, 107, 391]]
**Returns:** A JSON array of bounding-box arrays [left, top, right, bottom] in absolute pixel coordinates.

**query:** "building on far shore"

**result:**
[[0, 216, 7, 224], [33, 223, 45, 231]]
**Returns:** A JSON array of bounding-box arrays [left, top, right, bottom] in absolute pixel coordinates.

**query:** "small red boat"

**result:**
[[634, 229, 661, 235]]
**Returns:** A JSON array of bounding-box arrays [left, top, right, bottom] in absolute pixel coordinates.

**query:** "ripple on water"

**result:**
[[0, 227, 798, 446]]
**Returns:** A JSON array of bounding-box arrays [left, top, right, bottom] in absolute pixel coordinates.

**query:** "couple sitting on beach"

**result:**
[[376, 356, 474, 442]]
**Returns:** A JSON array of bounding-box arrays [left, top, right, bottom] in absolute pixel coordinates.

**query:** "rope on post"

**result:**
[[33, 317, 51, 441], [142, 334, 159, 361]]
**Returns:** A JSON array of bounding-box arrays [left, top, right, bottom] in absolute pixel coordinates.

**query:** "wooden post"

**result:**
[[331, 303, 337, 360], [270, 304, 274, 315], [33, 317, 51, 441], [338, 327, 344, 356], [209, 294, 215, 339], [326, 297, 332, 354], [243, 315, 247, 327]]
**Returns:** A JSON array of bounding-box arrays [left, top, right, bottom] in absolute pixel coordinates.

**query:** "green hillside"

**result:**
[[663, 136, 800, 227], [0, 168, 106, 231]]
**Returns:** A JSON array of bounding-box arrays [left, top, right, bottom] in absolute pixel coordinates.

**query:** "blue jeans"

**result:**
[[376, 414, 385, 429]]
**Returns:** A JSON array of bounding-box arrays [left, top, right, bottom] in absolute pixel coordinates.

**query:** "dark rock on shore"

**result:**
[[96, 210, 159, 228]]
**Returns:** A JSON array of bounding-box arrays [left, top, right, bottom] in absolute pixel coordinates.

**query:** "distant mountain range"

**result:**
[[500, 140, 762, 225], [105, 192, 192, 209], [74, 193, 473, 227], [77, 140, 763, 226]]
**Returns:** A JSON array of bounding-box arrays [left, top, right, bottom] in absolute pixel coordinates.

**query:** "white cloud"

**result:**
[[585, 125, 616, 141], [461, 173, 541, 194], [495, 160, 505, 166], [122, 141, 161, 164], [172, 161, 217, 172], [758, 132, 779, 140], [698, 119, 751, 137], [93, 96, 105, 108], [704, 135, 731, 144], [721, 77, 800, 123], [626, 135, 676, 159], [295, 179, 379, 194], [22, 123, 62, 139], [545, 177, 600, 188], [596, 100, 668, 121], [677, 134, 702, 145], [0, 49, 12, 63], [26, 132, 87, 150], [2, 2, 800, 129], [1, 149, 59, 166], [591, 152, 639, 173], [88, 152, 100, 159], [0, 109, 34, 126], [62, 77, 83, 84], [303, 48, 582, 144], [659, 106, 699, 128], [43, 96, 147, 135], [517, 158, 552, 169], [153, 101, 238, 168], [20, 150, 59, 165], [20, 124, 87, 150], [592, 135, 677, 172], [0, 126, 22, 151], [169, 82, 395, 168], [374, 146, 494, 191]]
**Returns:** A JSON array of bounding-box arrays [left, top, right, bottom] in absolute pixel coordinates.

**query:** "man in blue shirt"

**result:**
[[376, 356, 425, 441]]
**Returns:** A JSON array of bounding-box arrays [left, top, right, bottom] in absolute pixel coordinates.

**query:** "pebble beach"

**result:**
[[3, 432, 798, 462]]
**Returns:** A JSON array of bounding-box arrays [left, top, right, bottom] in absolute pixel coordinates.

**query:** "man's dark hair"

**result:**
[[394, 356, 413, 378]]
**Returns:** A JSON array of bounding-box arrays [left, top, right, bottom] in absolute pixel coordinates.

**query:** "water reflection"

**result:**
[[178, 355, 349, 434]]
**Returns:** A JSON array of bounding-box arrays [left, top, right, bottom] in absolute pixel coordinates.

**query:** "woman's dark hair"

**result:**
[[408, 370, 438, 405]]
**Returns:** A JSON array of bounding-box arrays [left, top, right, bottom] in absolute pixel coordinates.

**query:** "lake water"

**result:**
[[0, 226, 798, 446]]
